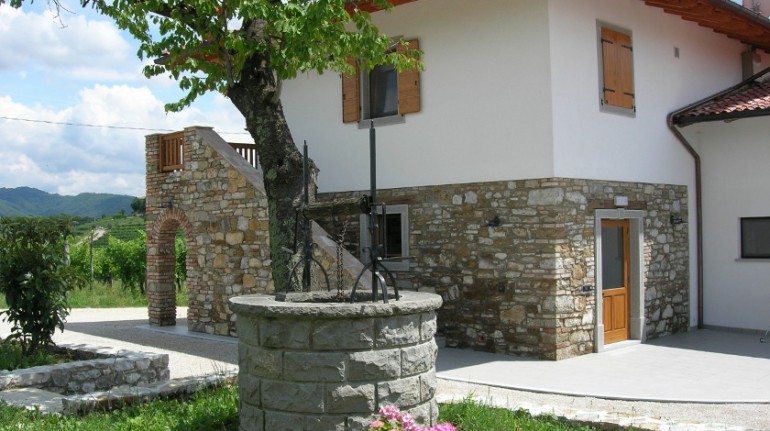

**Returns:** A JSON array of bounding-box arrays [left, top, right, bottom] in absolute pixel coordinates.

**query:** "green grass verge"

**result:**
[[439, 397, 598, 430], [0, 388, 598, 431], [0, 343, 67, 372], [0, 281, 188, 310], [0, 384, 239, 431]]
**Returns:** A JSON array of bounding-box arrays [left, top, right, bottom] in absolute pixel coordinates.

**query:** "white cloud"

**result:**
[[0, 4, 253, 197], [0, 6, 137, 81], [0, 85, 251, 197]]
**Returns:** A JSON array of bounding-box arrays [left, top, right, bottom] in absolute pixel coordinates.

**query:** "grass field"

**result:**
[[0, 387, 597, 431], [0, 281, 188, 310]]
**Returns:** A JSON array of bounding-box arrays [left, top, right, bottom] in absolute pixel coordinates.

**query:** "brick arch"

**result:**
[[146, 208, 196, 327]]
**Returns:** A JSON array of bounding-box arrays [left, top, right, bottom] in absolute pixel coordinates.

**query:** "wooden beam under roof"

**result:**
[[643, 0, 770, 51]]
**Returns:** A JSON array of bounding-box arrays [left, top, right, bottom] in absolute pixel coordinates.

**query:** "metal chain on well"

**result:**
[[335, 219, 350, 300]]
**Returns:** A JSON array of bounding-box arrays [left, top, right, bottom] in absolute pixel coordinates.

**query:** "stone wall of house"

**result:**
[[318, 177, 689, 360], [145, 127, 273, 336]]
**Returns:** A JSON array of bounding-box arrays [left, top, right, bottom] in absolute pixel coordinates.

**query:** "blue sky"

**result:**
[[0, 1, 253, 197]]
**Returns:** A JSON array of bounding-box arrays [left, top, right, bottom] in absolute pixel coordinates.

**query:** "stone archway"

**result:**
[[147, 208, 195, 327]]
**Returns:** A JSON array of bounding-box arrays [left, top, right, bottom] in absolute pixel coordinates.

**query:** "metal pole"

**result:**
[[369, 121, 377, 302], [303, 140, 311, 292]]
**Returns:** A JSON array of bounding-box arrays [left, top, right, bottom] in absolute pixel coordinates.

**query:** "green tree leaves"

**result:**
[[0, 217, 83, 356]]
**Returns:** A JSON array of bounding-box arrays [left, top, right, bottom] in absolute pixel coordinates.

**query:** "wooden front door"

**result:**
[[601, 219, 630, 344]]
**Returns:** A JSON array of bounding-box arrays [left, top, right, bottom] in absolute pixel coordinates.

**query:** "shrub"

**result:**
[[0, 217, 83, 356]]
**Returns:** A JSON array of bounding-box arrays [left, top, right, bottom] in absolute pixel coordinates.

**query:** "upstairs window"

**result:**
[[342, 39, 421, 124], [599, 25, 635, 113]]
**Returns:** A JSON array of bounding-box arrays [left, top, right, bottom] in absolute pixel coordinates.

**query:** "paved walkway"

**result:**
[[2, 308, 769, 429]]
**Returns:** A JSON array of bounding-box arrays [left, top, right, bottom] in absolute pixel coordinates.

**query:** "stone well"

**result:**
[[229, 291, 442, 431]]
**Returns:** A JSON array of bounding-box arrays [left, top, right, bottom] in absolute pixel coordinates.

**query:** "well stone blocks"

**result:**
[[230, 292, 442, 431]]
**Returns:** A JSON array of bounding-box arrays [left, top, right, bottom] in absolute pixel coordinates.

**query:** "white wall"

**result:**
[[282, 0, 555, 193], [547, 0, 745, 329], [685, 118, 770, 331], [549, 0, 743, 185]]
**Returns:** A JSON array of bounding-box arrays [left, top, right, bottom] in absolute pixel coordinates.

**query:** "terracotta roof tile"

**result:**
[[674, 68, 770, 125]]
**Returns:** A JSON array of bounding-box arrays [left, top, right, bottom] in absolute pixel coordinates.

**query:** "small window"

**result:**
[[360, 204, 409, 271], [598, 24, 635, 113], [740, 217, 770, 259], [341, 39, 421, 124], [366, 62, 399, 119]]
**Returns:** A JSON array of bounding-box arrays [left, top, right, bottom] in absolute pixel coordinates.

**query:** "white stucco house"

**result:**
[[281, 0, 770, 359]]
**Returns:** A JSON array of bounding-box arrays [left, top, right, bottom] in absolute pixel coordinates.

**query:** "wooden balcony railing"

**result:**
[[230, 142, 259, 169], [158, 132, 259, 172]]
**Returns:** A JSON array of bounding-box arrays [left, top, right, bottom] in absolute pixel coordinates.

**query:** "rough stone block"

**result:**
[[261, 380, 324, 413], [376, 376, 421, 408], [420, 312, 437, 341], [420, 371, 437, 402], [240, 344, 282, 379], [239, 374, 261, 406], [263, 411, 305, 431], [260, 319, 311, 350], [313, 319, 374, 351], [305, 415, 347, 431], [325, 383, 375, 414], [347, 349, 400, 381], [401, 342, 437, 376], [375, 315, 420, 347], [239, 401, 264, 431], [283, 352, 345, 382]]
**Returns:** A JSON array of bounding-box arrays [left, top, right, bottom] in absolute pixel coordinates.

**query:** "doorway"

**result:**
[[601, 219, 630, 344], [594, 209, 645, 351]]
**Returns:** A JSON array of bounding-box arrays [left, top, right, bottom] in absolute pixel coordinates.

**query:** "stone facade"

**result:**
[[318, 177, 690, 360], [145, 127, 273, 336]]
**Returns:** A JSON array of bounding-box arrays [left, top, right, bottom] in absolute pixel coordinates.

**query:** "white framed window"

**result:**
[[360, 204, 409, 272]]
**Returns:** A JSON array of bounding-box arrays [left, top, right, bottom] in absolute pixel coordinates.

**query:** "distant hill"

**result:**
[[0, 187, 136, 219]]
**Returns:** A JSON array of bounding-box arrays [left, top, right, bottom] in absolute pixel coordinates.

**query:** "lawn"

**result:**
[[0, 388, 597, 431], [0, 281, 188, 310]]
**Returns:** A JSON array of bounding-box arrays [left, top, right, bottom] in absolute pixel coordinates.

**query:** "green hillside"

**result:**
[[0, 187, 136, 218], [73, 216, 146, 248]]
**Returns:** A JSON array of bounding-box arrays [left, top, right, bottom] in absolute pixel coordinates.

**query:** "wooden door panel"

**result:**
[[602, 219, 630, 345]]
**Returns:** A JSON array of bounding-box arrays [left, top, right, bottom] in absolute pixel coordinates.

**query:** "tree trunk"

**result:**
[[229, 52, 308, 292]]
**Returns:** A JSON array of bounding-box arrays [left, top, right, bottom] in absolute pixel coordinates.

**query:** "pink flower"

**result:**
[[379, 405, 402, 421], [433, 423, 457, 431], [369, 419, 385, 429]]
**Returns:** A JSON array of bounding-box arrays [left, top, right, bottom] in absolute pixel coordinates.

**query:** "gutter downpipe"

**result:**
[[666, 111, 704, 330], [667, 68, 767, 330]]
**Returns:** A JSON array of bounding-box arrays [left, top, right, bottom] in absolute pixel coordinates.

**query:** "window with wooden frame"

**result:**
[[599, 25, 635, 113], [342, 39, 421, 124]]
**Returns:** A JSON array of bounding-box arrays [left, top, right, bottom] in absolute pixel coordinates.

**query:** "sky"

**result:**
[[0, 1, 254, 197]]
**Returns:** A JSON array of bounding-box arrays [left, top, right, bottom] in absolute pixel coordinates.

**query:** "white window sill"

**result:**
[[357, 115, 405, 129]]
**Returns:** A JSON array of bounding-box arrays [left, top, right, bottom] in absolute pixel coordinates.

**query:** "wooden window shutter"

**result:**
[[397, 38, 421, 115], [601, 27, 634, 110], [342, 57, 360, 123]]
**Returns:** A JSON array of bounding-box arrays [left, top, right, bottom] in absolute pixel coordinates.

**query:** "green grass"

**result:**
[[0, 281, 188, 310], [0, 343, 67, 372], [0, 384, 239, 431], [0, 387, 597, 431], [439, 397, 599, 430]]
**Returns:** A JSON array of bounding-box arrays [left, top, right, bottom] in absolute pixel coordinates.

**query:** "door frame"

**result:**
[[594, 209, 645, 352]]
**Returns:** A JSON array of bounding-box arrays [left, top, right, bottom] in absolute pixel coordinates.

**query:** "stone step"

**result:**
[[0, 373, 236, 416], [0, 387, 65, 414]]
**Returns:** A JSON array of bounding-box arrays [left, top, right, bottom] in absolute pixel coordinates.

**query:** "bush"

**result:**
[[0, 217, 83, 356]]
